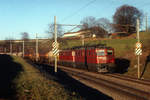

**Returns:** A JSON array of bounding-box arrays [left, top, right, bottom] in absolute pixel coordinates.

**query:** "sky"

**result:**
[[0, 0, 150, 40]]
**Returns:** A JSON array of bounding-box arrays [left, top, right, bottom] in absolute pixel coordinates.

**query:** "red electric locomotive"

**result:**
[[59, 49, 75, 67], [59, 44, 115, 73]]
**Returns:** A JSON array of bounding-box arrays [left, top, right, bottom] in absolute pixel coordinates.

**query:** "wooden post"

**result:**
[[54, 16, 57, 73], [137, 19, 140, 79]]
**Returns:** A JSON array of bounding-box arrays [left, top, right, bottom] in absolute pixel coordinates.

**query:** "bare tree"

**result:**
[[113, 4, 143, 34], [3, 37, 14, 53], [21, 32, 29, 40], [20, 32, 30, 57], [97, 18, 114, 33], [47, 23, 63, 39], [89, 26, 107, 38], [80, 16, 97, 29], [80, 16, 108, 37], [148, 27, 150, 32]]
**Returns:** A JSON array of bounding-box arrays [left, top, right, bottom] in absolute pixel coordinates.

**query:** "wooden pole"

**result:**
[[54, 16, 57, 73], [137, 19, 140, 79]]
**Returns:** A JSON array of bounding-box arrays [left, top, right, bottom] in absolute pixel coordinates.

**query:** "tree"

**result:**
[[80, 16, 97, 29], [80, 16, 108, 37], [89, 26, 107, 38], [113, 5, 143, 34], [47, 23, 63, 39], [148, 27, 150, 32], [20, 32, 30, 56], [97, 18, 114, 33], [21, 32, 29, 40], [4, 37, 14, 53]]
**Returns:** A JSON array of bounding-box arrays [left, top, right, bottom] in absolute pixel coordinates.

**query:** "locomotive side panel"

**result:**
[[86, 49, 98, 71], [59, 50, 75, 67], [75, 49, 86, 69]]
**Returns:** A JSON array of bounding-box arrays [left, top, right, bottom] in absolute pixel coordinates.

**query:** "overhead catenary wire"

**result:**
[[59, 0, 150, 34], [65, 25, 82, 33], [61, 0, 96, 23], [135, 1, 150, 8]]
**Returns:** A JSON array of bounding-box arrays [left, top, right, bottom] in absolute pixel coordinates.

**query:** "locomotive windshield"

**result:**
[[96, 50, 105, 56], [107, 50, 113, 55]]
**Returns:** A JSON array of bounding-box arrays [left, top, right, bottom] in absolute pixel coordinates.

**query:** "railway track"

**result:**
[[30, 61, 150, 100], [106, 73, 150, 83], [105, 73, 150, 91], [57, 65, 150, 100]]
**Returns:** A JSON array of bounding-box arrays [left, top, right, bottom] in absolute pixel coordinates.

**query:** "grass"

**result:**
[[1, 32, 149, 100], [107, 32, 150, 79], [2, 32, 149, 81], [103, 32, 150, 79], [59, 32, 150, 79], [30, 32, 150, 79], [12, 56, 83, 100]]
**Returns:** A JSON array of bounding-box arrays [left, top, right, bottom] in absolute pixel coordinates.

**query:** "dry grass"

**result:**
[[12, 56, 83, 100], [12, 32, 150, 82], [59, 32, 150, 79]]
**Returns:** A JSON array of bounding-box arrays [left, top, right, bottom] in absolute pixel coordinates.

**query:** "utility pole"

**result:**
[[4, 48, 6, 53], [22, 40, 24, 58], [10, 40, 12, 54], [146, 14, 148, 32], [54, 16, 57, 73], [36, 33, 39, 62], [137, 19, 140, 42], [81, 35, 84, 46], [136, 19, 140, 79]]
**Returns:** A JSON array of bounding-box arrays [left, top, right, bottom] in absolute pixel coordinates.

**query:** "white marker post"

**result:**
[[136, 18, 141, 79], [54, 16, 57, 73]]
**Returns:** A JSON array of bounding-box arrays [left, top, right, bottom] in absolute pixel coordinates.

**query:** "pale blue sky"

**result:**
[[0, 0, 150, 40]]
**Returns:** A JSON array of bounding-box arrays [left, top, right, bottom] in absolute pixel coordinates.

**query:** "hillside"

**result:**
[[0, 55, 83, 100], [0, 32, 150, 79], [58, 32, 150, 79]]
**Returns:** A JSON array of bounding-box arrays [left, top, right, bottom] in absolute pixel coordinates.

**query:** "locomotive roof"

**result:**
[[63, 44, 113, 50]]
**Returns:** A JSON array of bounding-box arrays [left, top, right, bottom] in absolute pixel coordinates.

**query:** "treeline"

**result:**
[[48, 4, 143, 38], [79, 4, 143, 38]]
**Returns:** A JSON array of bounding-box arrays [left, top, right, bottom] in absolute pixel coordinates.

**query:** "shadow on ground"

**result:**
[[140, 54, 150, 78], [0, 54, 23, 100], [35, 63, 113, 100], [115, 58, 130, 74]]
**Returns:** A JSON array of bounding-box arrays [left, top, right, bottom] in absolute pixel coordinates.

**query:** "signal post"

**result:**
[[135, 19, 142, 79], [52, 16, 59, 73]]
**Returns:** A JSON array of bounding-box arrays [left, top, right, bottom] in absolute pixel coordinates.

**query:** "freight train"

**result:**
[[25, 44, 116, 73]]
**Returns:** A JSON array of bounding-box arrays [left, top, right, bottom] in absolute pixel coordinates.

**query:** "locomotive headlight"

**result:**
[[98, 57, 107, 60], [102, 57, 107, 60]]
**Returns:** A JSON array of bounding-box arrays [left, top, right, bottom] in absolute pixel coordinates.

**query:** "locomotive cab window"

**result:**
[[96, 50, 105, 56], [107, 50, 113, 55]]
